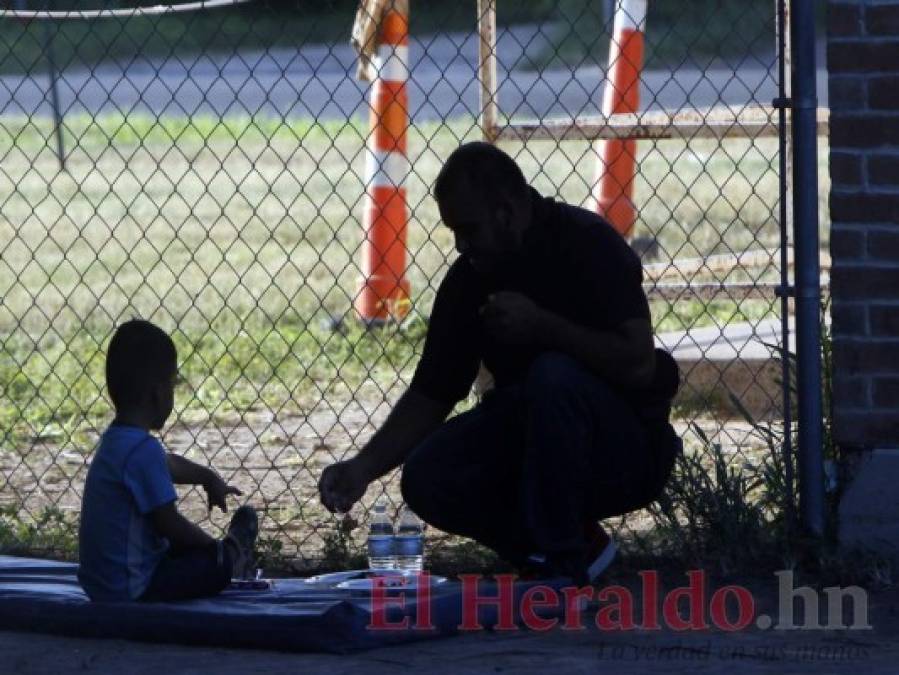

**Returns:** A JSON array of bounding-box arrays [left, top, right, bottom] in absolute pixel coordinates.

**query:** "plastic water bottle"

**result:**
[[367, 500, 396, 571], [395, 507, 424, 572]]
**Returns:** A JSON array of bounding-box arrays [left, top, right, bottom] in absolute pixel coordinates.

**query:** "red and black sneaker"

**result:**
[[585, 521, 617, 583], [515, 522, 616, 585]]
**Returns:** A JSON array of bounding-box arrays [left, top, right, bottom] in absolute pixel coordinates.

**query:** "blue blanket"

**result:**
[[0, 556, 570, 653]]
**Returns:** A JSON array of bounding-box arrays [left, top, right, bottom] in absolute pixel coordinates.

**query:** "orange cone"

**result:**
[[355, 0, 412, 325], [593, 0, 646, 238]]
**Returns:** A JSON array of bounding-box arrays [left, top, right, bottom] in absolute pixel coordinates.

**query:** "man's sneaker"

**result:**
[[585, 521, 617, 583], [514, 523, 616, 585], [224, 505, 259, 580], [516, 553, 553, 581]]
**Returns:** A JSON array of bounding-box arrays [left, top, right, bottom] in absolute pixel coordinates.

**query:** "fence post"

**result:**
[[40, 17, 66, 172], [775, 0, 796, 535], [477, 0, 498, 143], [355, 0, 411, 326], [593, 0, 646, 238], [603, 0, 615, 25], [791, 0, 824, 538]]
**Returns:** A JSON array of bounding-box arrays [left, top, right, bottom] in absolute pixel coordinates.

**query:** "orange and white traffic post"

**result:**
[[593, 0, 647, 238], [355, 0, 412, 325]]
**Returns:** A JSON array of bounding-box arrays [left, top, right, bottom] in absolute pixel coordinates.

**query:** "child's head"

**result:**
[[106, 319, 178, 430]]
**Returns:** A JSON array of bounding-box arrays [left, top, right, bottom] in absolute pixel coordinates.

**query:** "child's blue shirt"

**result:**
[[77, 424, 177, 601]]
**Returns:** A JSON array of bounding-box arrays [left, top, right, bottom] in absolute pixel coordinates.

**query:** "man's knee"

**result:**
[[399, 445, 432, 515], [400, 428, 474, 524]]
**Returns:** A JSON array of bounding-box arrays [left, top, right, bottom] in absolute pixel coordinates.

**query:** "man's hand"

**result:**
[[480, 292, 547, 345], [319, 459, 370, 514], [203, 472, 242, 513]]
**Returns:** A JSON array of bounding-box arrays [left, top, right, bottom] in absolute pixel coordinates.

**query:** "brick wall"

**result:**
[[829, 1, 899, 449]]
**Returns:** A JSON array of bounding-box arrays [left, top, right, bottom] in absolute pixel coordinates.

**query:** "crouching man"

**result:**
[[319, 142, 680, 584]]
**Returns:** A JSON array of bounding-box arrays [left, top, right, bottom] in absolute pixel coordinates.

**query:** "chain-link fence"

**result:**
[[0, 0, 826, 566]]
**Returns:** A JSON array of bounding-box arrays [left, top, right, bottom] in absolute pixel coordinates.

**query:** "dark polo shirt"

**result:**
[[409, 187, 662, 407]]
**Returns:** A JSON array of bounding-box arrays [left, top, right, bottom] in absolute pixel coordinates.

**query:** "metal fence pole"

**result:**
[[477, 0, 497, 143], [604, 0, 615, 26], [42, 15, 66, 172], [790, 0, 824, 537], [775, 0, 796, 535]]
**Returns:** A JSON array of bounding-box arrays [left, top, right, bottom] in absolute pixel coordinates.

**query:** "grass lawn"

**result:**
[[0, 111, 799, 433]]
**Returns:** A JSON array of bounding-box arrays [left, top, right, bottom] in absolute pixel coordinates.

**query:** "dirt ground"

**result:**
[[1, 574, 895, 675], [2, 393, 764, 560]]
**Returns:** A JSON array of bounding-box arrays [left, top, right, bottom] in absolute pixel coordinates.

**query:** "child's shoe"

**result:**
[[224, 505, 259, 579]]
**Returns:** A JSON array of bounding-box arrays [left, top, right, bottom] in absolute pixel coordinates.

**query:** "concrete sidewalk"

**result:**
[[656, 318, 796, 419], [2, 574, 894, 674], [657, 317, 794, 364]]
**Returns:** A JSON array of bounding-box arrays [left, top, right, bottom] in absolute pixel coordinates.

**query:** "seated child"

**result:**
[[78, 319, 258, 602]]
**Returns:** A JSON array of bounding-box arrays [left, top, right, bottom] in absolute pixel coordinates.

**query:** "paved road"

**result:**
[[658, 317, 796, 363], [0, 24, 829, 122]]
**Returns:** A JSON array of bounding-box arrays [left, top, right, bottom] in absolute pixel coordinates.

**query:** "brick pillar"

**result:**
[[829, 1, 899, 555]]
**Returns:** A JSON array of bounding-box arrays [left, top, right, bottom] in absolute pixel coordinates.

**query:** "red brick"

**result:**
[[830, 112, 899, 149], [873, 377, 899, 406], [831, 191, 899, 223], [867, 229, 899, 259], [834, 410, 899, 448], [833, 375, 870, 407], [828, 41, 899, 72], [831, 151, 864, 185], [828, 3, 863, 38], [827, 42, 861, 73], [829, 76, 866, 111], [867, 153, 899, 186], [870, 75, 899, 109], [870, 304, 899, 335], [832, 265, 899, 299], [867, 4, 899, 36], [830, 226, 866, 259], [833, 337, 899, 373], [831, 301, 868, 333]]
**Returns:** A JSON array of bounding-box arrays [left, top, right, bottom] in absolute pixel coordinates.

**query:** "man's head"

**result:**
[[434, 142, 533, 276], [106, 319, 178, 430]]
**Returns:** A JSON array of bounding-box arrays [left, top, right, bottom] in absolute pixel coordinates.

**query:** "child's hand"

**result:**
[[203, 472, 242, 513]]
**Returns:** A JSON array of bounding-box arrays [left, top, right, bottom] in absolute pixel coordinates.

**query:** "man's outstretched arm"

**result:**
[[318, 388, 453, 513]]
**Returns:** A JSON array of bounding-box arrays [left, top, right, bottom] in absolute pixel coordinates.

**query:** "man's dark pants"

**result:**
[[400, 352, 679, 567]]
